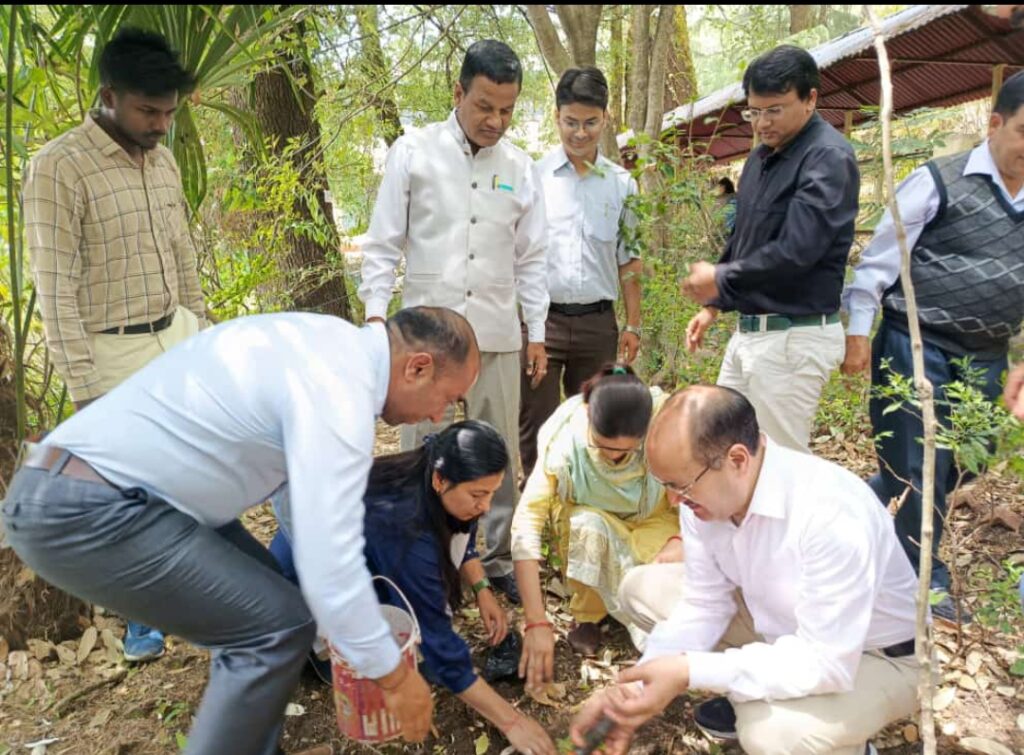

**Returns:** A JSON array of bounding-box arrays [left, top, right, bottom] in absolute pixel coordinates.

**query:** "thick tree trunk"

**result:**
[[525, 5, 572, 75], [626, 5, 652, 136], [355, 5, 403, 147], [252, 31, 350, 320], [790, 4, 817, 33], [555, 5, 602, 67], [664, 7, 697, 111]]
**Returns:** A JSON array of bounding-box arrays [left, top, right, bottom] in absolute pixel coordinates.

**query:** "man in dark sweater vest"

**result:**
[[842, 71, 1024, 624]]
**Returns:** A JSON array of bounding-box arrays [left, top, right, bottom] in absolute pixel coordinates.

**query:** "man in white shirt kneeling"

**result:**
[[571, 385, 921, 755]]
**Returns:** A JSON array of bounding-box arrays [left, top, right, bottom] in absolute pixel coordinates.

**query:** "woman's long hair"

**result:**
[[366, 420, 508, 610]]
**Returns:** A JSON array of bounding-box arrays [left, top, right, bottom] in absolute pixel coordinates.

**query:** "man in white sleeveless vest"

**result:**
[[359, 40, 549, 603], [841, 71, 1024, 624]]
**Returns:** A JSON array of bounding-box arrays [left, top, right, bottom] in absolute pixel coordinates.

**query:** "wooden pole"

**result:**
[[5, 5, 27, 442], [867, 8, 938, 754]]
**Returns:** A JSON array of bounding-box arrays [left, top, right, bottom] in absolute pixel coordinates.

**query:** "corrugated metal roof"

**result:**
[[619, 5, 1024, 163]]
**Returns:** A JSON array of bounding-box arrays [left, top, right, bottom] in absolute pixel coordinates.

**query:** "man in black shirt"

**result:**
[[683, 45, 860, 452]]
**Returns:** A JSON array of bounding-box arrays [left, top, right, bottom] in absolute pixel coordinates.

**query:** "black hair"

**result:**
[[366, 420, 508, 610], [686, 386, 761, 467], [717, 177, 736, 195], [459, 39, 523, 93], [742, 44, 820, 100], [98, 27, 196, 97], [556, 66, 609, 110], [994, 70, 1024, 119], [387, 306, 478, 370], [580, 363, 653, 439]]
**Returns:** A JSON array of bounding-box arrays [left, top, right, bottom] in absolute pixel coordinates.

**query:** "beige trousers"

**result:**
[[618, 563, 920, 755], [400, 350, 520, 577], [716, 322, 845, 452], [82, 306, 201, 401]]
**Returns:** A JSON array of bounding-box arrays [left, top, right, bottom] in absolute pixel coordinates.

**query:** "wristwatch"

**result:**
[[471, 577, 492, 595], [623, 325, 643, 339]]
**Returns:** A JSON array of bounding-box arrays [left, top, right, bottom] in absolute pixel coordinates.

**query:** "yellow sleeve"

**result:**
[[511, 461, 558, 561]]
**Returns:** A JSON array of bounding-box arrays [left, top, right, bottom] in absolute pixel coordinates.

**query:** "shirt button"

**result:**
[[470, 216, 477, 224], [471, 182, 478, 189], [469, 253, 476, 260], [467, 290, 473, 297]]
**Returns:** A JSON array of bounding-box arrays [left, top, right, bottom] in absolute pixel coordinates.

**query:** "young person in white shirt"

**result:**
[[570, 385, 920, 755], [359, 39, 549, 603], [2, 307, 480, 755], [519, 66, 642, 483]]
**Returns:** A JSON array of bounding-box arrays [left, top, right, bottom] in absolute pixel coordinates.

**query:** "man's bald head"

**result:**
[[649, 385, 761, 467], [386, 306, 479, 371]]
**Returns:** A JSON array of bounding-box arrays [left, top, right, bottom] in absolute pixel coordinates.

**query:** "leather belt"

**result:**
[[880, 638, 915, 658], [100, 311, 175, 335], [737, 312, 841, 333], [23, 445, 112, 487], [549, 300, 613, 317]]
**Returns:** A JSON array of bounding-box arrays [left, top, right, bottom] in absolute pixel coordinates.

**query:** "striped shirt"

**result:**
[[24, 112, 206, 399]]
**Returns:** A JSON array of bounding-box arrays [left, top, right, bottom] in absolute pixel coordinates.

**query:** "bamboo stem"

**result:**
[[5, 4, 27, 441], [866, 8, 937, 754]]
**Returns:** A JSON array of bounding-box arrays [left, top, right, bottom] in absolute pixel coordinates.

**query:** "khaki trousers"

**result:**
[[400, 350, 520, 578], [82, 306, 201, 401], [716, 322, 845, 452], [618, 563, 920, 755]]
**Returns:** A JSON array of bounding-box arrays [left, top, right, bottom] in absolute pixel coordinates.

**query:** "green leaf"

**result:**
[[175, 731, 188, 751], [1010, 659, 1024, 677], [474, 732, 489, 755]]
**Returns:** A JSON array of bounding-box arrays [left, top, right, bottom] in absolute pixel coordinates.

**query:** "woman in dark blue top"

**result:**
[[269, 421, 555, 755]]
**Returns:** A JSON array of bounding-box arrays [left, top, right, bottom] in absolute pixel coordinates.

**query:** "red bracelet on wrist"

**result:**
[[524, 620, 553, 632]]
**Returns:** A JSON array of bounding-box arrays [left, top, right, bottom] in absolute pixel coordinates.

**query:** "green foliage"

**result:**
[[969, 559, 1024, 635]]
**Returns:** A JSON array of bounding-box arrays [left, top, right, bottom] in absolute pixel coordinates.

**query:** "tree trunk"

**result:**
[[555, 5, 602, 67], [626, 5, 652, 136], [790, 4, 817, 33], [355, 5, 403, 148], [525, 5, 572, 76], [664, 7, 697, 111], [643, 5, 675, 143], [251, 25, 351, 320], [604, 7, 625, 163]]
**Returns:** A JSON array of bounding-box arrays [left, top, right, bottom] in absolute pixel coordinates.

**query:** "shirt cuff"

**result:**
[[364, 297, 391, 322], [845, 304, 878, 338], [525, 320, 546, 343], [686, 650, 740, 695], [341, 635, 403, 679], [711, 264, 734, 311]]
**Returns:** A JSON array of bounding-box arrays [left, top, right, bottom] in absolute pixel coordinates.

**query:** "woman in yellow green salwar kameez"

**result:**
[[511, 365, 681, 686]]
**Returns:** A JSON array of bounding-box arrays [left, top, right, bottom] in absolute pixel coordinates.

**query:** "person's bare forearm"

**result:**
[[514, 559, 546, 622], [619, 260, 642, 327]]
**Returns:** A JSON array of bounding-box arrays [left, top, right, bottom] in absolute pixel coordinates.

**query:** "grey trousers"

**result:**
[[400, 350, 520, 578], [1, 463, 315, 755]]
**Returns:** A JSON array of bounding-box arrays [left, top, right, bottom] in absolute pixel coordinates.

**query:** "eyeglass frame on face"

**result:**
[[558, 115, 604, 134], [586, 427, 643, 457], [740, 104, 789, 123], [655, 461, 715, 498]]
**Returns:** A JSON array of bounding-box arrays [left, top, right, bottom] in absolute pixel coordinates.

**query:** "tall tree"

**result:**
[[251, 22, 350, 320], [664, 7, 698, 111], [790, 5, 818, 33], [354, 5, 403, 147]]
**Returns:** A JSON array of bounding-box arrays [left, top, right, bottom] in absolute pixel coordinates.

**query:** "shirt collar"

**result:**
[[740, 436, 787, 523], [363, 321, 391, 418], [446, 109, 494, 157], [965, 140, 1023, 203], [548, 144, 610, 177], [84, 111, 132, 160]]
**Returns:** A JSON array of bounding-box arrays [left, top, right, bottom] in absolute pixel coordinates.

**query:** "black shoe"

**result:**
[[694, 696, 738, 741], [308, 650, 332, 685], [932, 592, 972, 626], [489, 573, 521, 605]]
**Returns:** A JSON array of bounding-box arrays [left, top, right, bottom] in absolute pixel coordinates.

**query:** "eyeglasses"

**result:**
[[655, 464, 713, 498], [559, 118, 603, 134], [587, 428, 642, 457], [740, 105, 788, 123]]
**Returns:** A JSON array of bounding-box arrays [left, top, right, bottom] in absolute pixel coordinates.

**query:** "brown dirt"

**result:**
[[1, 424, 1021, 754]]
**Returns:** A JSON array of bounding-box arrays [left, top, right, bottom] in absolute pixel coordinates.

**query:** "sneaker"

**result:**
[[567, 622, 602, 656], [123, 622, 166, 662], [694, 696, 738, 741], [489, 573, 521, 605], [932, 592, 972, 626]]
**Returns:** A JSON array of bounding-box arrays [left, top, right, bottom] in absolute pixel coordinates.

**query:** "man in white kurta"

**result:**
[[359, 40, 549, 598]]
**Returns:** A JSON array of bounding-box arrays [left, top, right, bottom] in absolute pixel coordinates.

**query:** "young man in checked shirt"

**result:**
[[23, 27, 208, 662]]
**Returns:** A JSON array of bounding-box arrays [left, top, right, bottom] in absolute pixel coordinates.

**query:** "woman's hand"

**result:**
[[477, 589, 508, 646], [503, 713, 557, 755], [519, 623, 555, 690], [653, 536, 683, 564]]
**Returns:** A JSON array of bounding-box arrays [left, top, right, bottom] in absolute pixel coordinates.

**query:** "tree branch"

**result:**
[[524, 5, 572, 76]]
